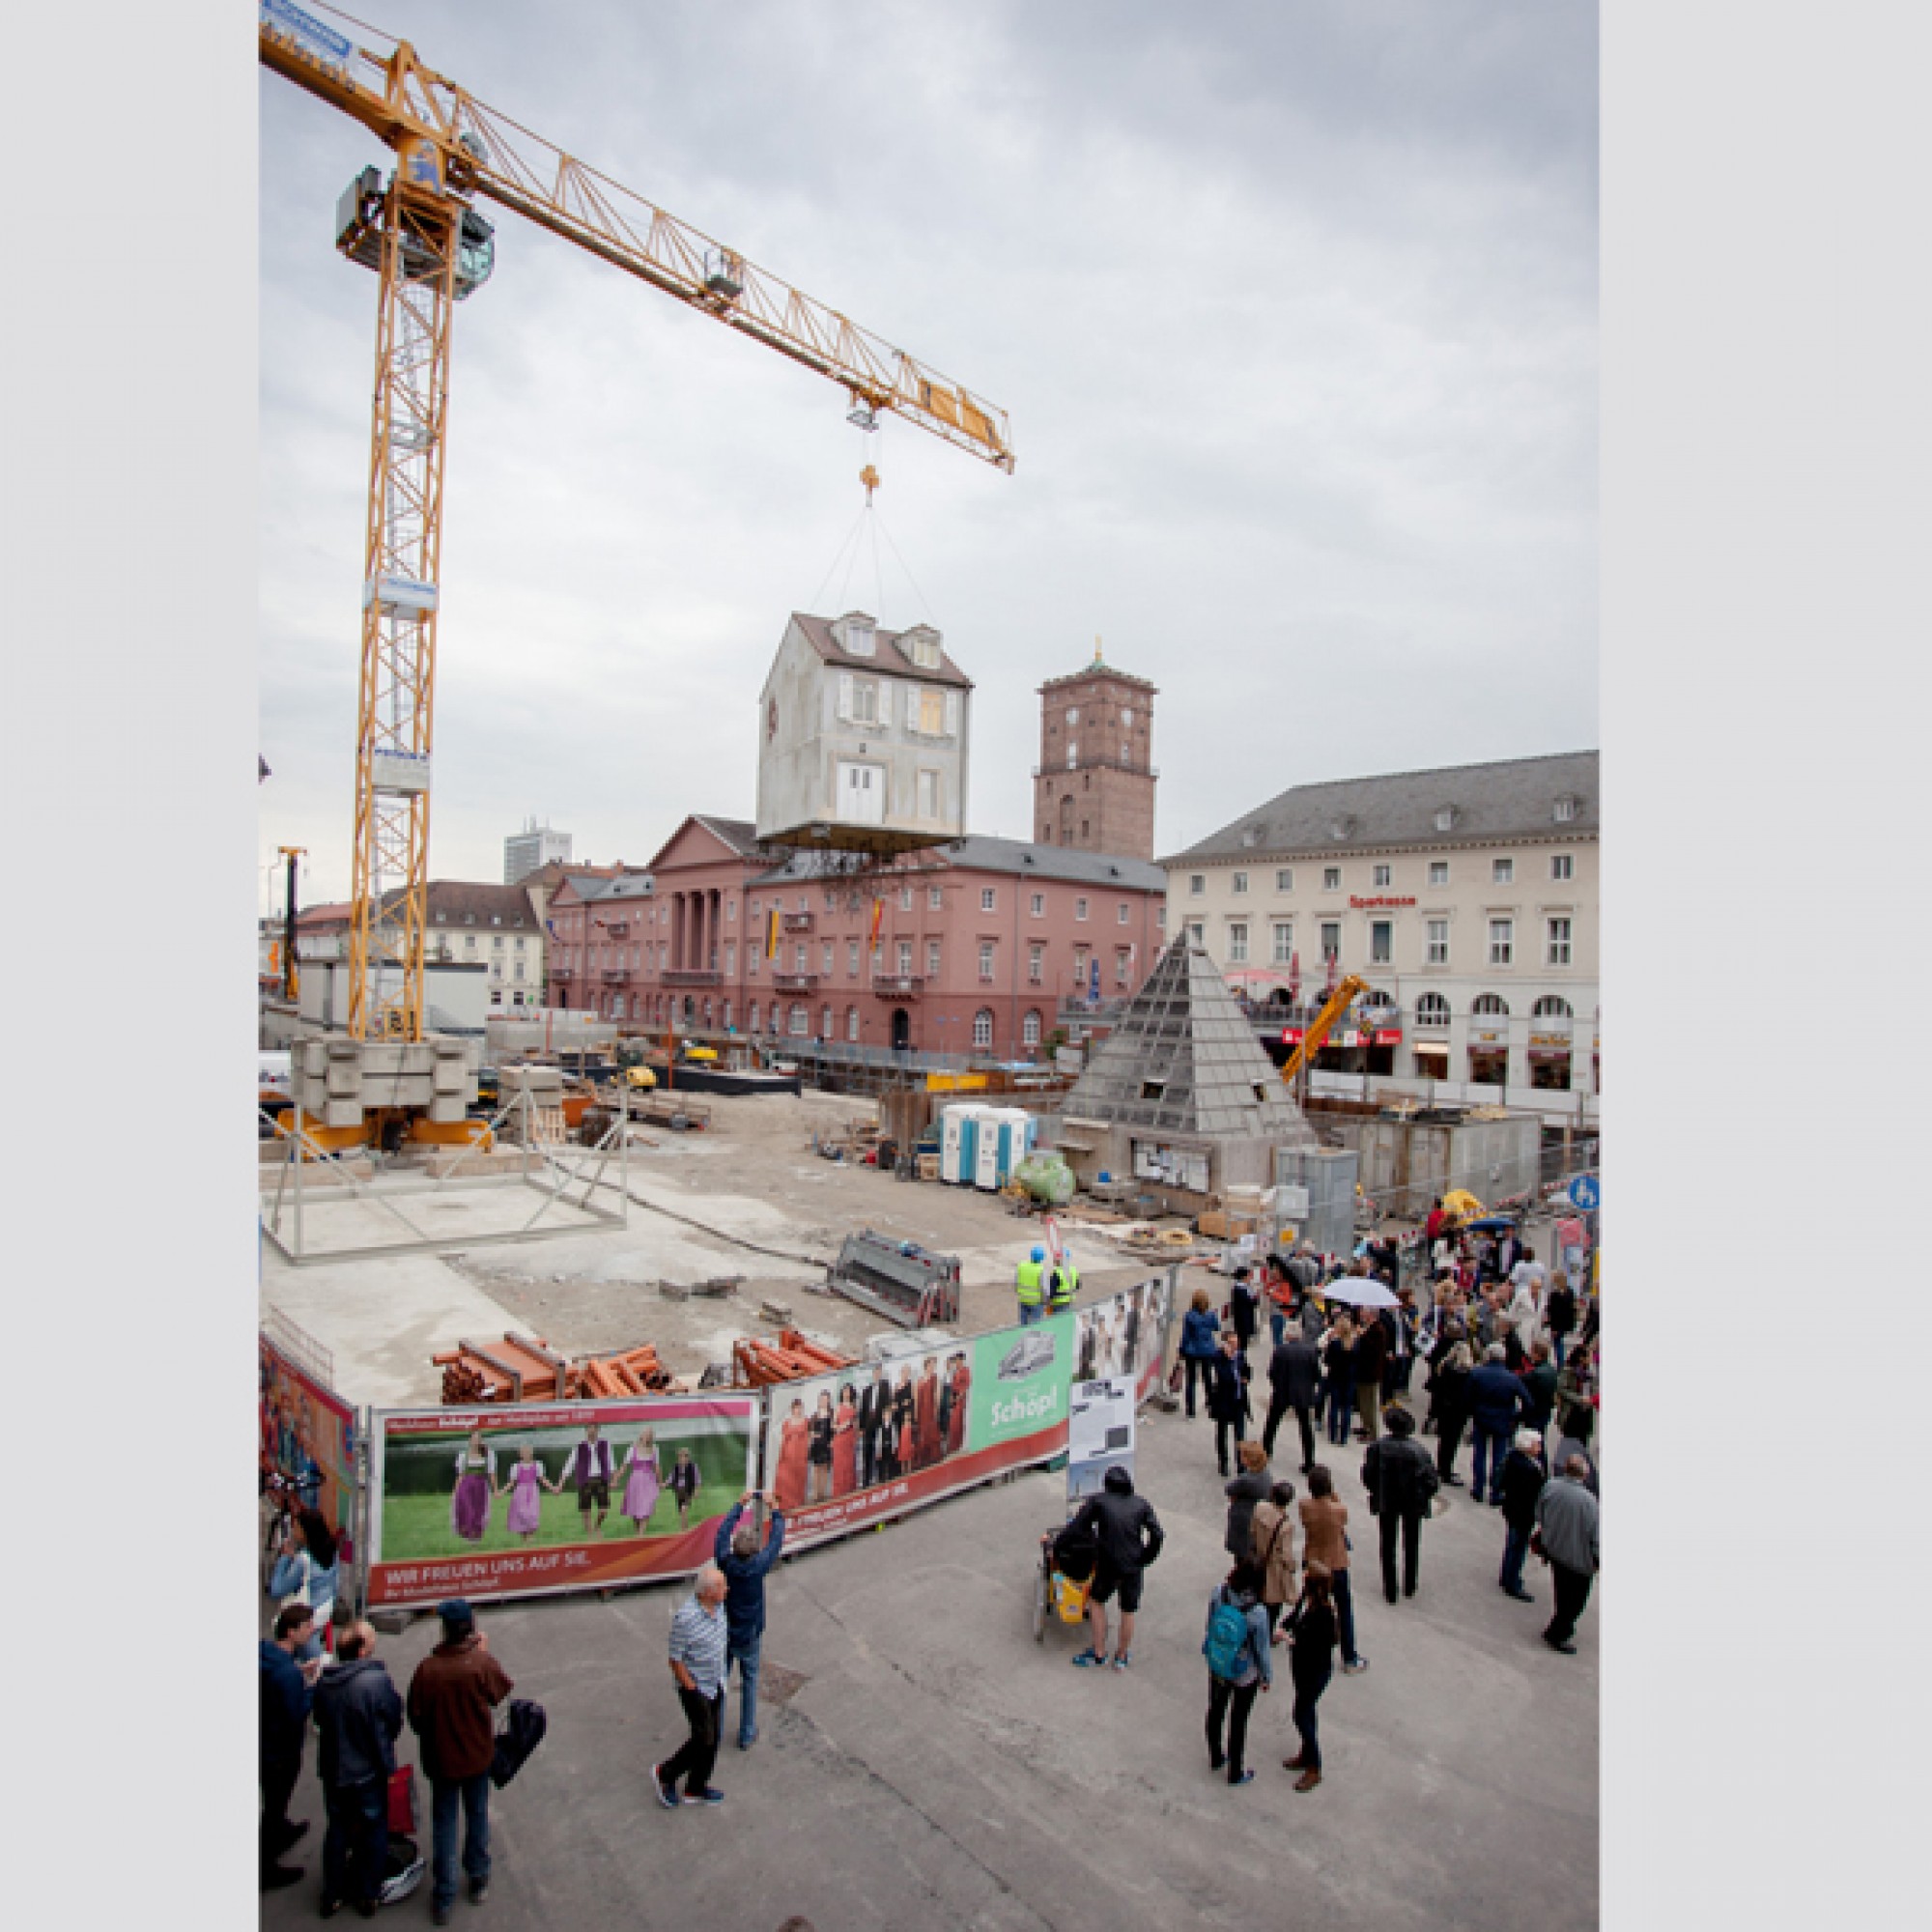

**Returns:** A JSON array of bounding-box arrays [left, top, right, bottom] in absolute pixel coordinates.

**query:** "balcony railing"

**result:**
[[871, 974, 923, 999], [772, 972, 818, 992], [781, 912, 814, 932], [602, 968, 631, 982], [663, 968, 722, 987]]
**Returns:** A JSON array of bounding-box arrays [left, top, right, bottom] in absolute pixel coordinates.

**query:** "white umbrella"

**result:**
[[1318, 1278, 1399, 1310]]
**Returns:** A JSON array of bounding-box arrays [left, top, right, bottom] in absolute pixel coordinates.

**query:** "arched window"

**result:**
[[703, 998, 714, 1026], [1022, 1009, 1042, 1046], [1531, 995, 1573, 1019], [1471, 993, 1509, 1017], [820, 1004, 834, 1039], [788, 1003, 809, 1037], [973, 1009, 994, 1049], [846, 1007, 861, 1042], [747, 1000, 759, 1034], [1358, 987, 1397, 1012], [1415, 992, 1451, 1027], [722, 1001, 733, 1031]]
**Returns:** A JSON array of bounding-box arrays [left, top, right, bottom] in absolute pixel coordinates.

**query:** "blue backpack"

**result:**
[[1204, 1591, 1252, 1682]]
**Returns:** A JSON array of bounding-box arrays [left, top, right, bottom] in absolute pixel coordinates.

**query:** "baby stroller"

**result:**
[[1033, 1511, 1098, 1642]]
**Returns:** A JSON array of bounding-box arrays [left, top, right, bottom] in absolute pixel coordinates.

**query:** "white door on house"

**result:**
[[836, 760, 885, 825]]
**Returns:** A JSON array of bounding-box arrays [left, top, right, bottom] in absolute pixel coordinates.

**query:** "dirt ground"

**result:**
[[440, 1086, 1173, 1383]]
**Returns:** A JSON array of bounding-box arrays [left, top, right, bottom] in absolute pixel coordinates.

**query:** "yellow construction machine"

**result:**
[[1280, 975, 1370, 1089]]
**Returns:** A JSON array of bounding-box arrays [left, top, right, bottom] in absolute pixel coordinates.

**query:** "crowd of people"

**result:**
[[264, 1197, 1598, 1899], [1166, 1200, 1601, 1787]]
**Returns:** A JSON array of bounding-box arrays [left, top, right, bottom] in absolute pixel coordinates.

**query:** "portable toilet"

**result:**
[[975, 1106, 1026, 1190], [939, 1104, 972, 1185], [973, 1107, 1003, 1189], [974, 1105, 1028, 1190]]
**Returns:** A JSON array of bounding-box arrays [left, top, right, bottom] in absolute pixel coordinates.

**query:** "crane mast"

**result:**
[[348, 161, 461, 1039]]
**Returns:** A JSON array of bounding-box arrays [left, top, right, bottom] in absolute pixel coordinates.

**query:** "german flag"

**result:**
[[867, 896, 884, 952], [766, 906, 781, 959]]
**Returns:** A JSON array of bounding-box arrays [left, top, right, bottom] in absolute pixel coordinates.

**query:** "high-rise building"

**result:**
[[1034, 643, 1157, 861], [504, 818, 572, 886]]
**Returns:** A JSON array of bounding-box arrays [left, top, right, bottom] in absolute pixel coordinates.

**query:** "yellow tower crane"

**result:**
[[260, 2, 1013, 1043]]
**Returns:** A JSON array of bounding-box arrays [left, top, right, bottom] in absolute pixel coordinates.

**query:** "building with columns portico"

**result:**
[[545, 813, 1167, 1061]]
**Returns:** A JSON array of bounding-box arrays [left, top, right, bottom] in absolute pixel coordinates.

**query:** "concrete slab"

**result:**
[[260, 1389, 1595, 1932], [261, 1252, 532, 1408]]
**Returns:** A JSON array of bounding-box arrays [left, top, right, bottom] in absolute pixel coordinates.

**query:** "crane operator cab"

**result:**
[[335, 164, 496, 299]]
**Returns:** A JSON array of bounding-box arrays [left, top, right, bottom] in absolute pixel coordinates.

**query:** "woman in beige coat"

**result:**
[[1248, 1479, 1298, 1642]]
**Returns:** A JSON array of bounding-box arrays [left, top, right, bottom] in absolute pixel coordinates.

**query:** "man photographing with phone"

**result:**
[[714, 1488, 787, 1749]]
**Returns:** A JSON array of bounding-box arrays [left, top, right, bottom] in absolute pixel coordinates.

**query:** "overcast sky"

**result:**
[[258, 0, 1597, 910]]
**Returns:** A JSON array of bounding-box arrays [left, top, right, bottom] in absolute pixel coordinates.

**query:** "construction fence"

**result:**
[[260, 1271, 1179, 1615]]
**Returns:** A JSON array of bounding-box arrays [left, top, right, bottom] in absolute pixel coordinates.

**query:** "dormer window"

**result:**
[[901, 624, 943, 670], [1329, 814, 1356, 841], [836, 611, 876, 658], [1553, 794, 1577, 822], [1435, 807, 1457, 833], [1240, 826, 1262, 847]]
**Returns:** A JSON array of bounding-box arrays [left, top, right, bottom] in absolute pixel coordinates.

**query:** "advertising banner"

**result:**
[[260, 1333, 357, 1540], [1072, 1273, 1174, 1406], [768, 1313, 1075, 1552], [1067, 1375, 1136, 1501], [366, 1396, 757, 1607]]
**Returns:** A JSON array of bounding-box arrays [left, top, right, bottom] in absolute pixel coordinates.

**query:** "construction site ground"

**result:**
[[257, 1387, 1596, 1932], [262, 1088, 1178, 1406]]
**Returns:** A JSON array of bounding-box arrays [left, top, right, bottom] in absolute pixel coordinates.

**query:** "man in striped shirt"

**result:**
[[653, 1564, 731, 1806]]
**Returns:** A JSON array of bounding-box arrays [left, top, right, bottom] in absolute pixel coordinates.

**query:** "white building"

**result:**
[[755, 611, 972, 851], [504, 818, 572, 886], [1161, 752, 1599, 1097]]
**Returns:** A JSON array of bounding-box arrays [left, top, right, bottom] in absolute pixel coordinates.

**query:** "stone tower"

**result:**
[[1033, 642, 1157, 861]]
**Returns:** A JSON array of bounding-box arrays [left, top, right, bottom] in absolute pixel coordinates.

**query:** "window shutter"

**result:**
[[905, 683, 920, 729], [944, 691, 960, 738], [837, 671, 854, 721]]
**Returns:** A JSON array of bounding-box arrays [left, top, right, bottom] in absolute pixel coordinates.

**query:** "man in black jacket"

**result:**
[[1262, 1328, 1321, 1475], [261, 1604, 319, 1890], [1205, 1328, 1253, 1479], [1360, 1406, 1439, 1604], [1066, 1464, 1164, 1672], [314, 1619, 406, 1918]]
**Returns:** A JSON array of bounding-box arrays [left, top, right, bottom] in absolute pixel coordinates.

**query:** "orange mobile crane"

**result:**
[[1280, 974, 1370, 1094], [260, 2, 1012, 1047]]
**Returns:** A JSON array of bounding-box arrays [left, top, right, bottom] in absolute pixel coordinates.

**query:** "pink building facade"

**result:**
[[547, 814, 1167, 1062]]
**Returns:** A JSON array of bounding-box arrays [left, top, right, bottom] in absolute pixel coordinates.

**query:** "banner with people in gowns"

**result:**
[[366, 1395, 757, 1606], [764, 1312, 1076, 1552]]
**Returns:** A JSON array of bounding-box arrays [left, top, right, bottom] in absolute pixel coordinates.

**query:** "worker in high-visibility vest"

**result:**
[[1045, 1250, 1078, 1314], [1014, 1247, 1047, 1326]]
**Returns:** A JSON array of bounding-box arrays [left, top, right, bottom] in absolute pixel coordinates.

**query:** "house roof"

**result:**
[[792, 611, 973, 690], [568, 870, 657, 906], [751, 833, 1165, 893], [1059, 937, 1320, 1143], [1161, 751, 1599, 867], [692, 814, 762, 857]]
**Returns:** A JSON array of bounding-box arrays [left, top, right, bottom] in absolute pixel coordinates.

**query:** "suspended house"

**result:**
[[1053, 937, 1320, 1199], [755, 611, 973, 855]]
